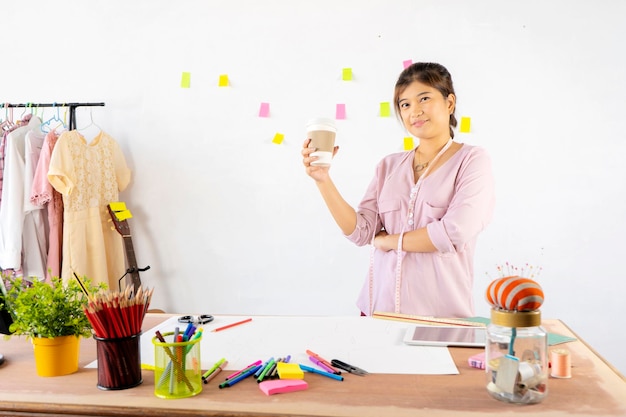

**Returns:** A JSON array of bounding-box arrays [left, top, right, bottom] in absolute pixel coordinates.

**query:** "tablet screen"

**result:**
[[403, 325, 486, 347]]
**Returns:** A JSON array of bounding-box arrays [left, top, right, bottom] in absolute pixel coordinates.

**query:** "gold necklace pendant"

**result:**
[[414, 161, 428, 172]]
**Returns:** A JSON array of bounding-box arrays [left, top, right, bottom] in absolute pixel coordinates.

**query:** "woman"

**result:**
[[301, 62, 495, 318]]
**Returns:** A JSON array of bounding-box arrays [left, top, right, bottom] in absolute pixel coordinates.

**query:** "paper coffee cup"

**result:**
[[306, 118, 336, 166]]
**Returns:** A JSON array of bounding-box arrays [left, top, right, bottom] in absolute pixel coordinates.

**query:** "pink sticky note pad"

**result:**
[[259, 380, 308, 396]]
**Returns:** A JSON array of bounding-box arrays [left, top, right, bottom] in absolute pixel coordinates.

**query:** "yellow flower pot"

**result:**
[[31, 335, 80, 377]]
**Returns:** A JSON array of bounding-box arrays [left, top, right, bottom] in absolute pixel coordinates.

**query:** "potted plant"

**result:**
[[1, 275, 105, 377]]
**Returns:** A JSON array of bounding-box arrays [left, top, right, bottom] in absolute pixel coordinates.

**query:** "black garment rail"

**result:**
[[1, 102, 105, 130]]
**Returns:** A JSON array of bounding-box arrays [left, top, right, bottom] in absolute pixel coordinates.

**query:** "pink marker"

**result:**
[[309, 356, 336, 374]]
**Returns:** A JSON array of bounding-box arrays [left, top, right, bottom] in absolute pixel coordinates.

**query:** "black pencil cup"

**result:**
[[94, 332, 142, 390]]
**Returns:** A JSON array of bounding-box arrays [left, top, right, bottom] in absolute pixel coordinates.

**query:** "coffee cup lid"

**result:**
[[306, 117, 336, 132]]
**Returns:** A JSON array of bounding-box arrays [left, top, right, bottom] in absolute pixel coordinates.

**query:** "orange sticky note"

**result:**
[[218, 74, 229, 87], [259, 102, 270, 117], [272, 133, 284, 144], [336, 104, 346, 120], [181, 72, 191, 88], [460, 116, 471, 133], [380, 102, 391, 117], [403, 137, 414, 150], [342, 68, 353, 81]]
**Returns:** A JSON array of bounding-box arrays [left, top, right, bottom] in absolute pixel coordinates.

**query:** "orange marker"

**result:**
[[211, 318, 252, 332]]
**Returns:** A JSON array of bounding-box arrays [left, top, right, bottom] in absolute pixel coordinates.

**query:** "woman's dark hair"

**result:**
[[393, 62, 457, 139]]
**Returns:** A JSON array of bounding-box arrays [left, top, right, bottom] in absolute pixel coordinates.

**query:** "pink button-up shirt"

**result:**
[[347, 144, 495, 318]]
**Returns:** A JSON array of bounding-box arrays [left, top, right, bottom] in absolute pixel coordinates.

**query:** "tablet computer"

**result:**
[[403, 325, 486, 348]]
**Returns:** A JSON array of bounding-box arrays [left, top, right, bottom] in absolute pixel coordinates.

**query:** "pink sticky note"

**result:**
[[259, 380, 308, 396], [403, 59, 413, 69], [336, 103, 346, 120], [259, 102, 270, 117]]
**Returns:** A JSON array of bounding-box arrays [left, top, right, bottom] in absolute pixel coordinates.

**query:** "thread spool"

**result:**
[[550, 349, 571, 378]]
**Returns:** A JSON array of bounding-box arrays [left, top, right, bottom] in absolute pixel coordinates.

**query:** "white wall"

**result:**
[[3, 0, 625, 376]]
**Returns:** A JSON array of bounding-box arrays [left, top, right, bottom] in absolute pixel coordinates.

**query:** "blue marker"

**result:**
[[219, 365, 262, 388], [299, 364, 344, 381]]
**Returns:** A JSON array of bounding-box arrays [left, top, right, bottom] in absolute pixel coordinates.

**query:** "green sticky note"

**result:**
[[342, 68, 353, 81], [218, 74, 229, 87], [272, 133, 284, 145], [380, 102, 391, 117], [403, 137, 414, 150], [460, 116, 471, 133], [181, 72, 191, 88]]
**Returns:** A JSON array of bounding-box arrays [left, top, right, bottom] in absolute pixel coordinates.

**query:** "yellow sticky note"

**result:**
[[180, 72, 191, 88], [272, 133, 284, 144], [460, 116, 471, 133], [276, 362, 304, 380], [116, 209, 133, 221], [218, 74, 229, 87], [108, 202, 127, 211], [380, 102, 391, 117], [403, 137, 414, 150], [342, 68, 353, 81]]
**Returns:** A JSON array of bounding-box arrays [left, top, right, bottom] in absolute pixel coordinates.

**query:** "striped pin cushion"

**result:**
[[486, 276, 544, 311]]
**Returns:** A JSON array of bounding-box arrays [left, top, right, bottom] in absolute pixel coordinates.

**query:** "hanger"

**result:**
[[40, 103, 67, 134], [76, 107, 102, 133]]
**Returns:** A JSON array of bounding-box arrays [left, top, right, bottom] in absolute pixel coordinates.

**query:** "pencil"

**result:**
[[211, 318, 252, 332]]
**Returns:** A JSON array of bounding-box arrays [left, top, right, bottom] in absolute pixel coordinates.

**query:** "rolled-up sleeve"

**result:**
[[427, 147, 495, 253]]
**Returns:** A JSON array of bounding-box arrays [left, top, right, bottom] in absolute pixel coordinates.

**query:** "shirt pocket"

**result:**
[[423, 202, 447, 223], [378, 199, 401, 232]]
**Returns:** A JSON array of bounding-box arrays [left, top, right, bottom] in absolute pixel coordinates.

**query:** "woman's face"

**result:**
[[397, 80, 455, 141]]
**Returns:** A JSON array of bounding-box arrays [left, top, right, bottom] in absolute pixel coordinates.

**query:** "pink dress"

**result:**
[[347, 144, 495, 318], [31, 131, 63, 281]]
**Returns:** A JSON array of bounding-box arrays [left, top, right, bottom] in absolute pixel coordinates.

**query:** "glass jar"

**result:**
[[485, 309, 548, 404]]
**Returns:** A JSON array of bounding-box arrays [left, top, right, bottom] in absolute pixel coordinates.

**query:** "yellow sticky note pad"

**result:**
[[108, 202, 127, 212], [272, 133, 284, 144], [276, 362, 304, 380], [403, 137, 414, 150], [218, 74, 229, 87], [380, 102, 391, 117], [460, 116, 471, 133], [342, 68, 353, 81], [180, 72, 191, 88]]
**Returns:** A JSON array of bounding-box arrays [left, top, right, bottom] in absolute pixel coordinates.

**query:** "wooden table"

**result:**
[[0, 314, 624, 417]]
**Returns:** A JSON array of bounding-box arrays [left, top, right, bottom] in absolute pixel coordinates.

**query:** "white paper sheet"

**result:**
[[137, 315, 459, 375]]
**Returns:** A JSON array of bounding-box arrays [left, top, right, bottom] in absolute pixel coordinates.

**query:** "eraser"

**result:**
[[259, 379, 308, 396], [468, 352, 486, 369], [276, 362, 304, 379]]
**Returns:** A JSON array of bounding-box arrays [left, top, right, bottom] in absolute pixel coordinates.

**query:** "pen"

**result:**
[[154, 331, 194, 391], [169, 327, 180, 394], [211, 318, 252, 332], [203, 360, 228, 384], [219, 365, 262, 388], [255, 357, 274, 377], [256, 358, 276, 383], [299, 364, 344, 381], [225, 360, 262, 381], [309, 356, 337, 374], [306, 350, 341, 374], [202, 357, 227, 381], [185, 328, 203, 354]]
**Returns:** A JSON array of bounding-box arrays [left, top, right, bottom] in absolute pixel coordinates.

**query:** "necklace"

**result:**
[[414, 141, 449, 172]]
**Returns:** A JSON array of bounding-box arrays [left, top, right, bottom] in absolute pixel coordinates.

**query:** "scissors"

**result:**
[[178, 314, 214, 325], [331, 359, 368, 376]]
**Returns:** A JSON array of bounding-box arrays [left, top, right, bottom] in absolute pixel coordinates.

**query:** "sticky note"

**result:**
[[259, 102, 270, 117], [272, 133, 284, 145], [276, 362, 304, 380], [460, 116, 471, 133], [342, 68, 353, 81], [218, 74, 229, 87], [336, 103, 346, 120], [259, 380, 308, 396], [380, 102, 391, 117], [403, 59, 413, 69], [108, 202, 127, 211], [460, 117, 471, 132], [115, 209, 133, 221], [180, 72, 191, 88], [403, 137, 414, 150]]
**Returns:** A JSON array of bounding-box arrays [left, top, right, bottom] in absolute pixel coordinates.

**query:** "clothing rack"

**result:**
[[1, 102, 105, 130]]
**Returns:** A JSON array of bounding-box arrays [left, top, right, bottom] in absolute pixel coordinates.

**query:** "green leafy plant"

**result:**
[[2, 276, 106, 339]]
